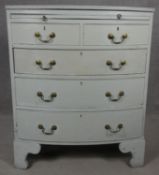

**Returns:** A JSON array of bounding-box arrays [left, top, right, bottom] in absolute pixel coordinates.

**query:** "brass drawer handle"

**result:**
[[108, 33, 128, 44], [34, 32, 56, 43], [35, 60, 56, 70], [105, 91, 124, 102], [37, 91, 57, 102], [105, 124, 123, 133], [38, 124, 57, 135], [106, 60, 126, 71]]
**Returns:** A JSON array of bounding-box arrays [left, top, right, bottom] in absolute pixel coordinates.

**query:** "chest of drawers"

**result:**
[[6, 5, 154, 169]]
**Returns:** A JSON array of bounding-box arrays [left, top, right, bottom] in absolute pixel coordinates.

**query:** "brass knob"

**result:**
[[118, 91, 124, 97], [118, 123, 123, 129], [49, 32, 56, 38], [105, 125, 111, 130], [122, 33, 128, 39], [38, 124, 44, 130], [120, 61, 126, 66], [105, 92, 111, 97], [50, 93, 57, 98], [35, 60, 42, 65], [51, 125, 57, 130], [108, 33, 114, 40], [50, 60, 56, 66], [106, 60, 112, 66], [37, 91, 43, 97], [34, 32, 41, 38]]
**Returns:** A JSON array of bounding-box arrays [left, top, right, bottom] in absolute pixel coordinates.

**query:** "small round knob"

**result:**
[[49, 32, 56, 38], [37, 91, 43, 97], [105, 125, 111, 130], [34, 32, 41, 38], [108, 33, 114, 39], [105, 92, 111, 97], [119, 91, 124, 97], [51, 125, 57, 131], [122, 33, 128, 39], [51, 93, 57, 98], [35, 60, 42, 65], [38, 124, 44, 129], [106, 60, 112, 66], [118, 124, 123, 129], [120, 61, 126, 66], [50, 60, 56, 66]]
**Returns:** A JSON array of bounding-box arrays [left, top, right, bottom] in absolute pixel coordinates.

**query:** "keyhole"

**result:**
[[117, 27, 119, 31], [80, 82, 83, 86], [80, 114, 83, 118], [80, 52, 83, 56], [43, 26, 46, 31], [42, 15, 48, 22]]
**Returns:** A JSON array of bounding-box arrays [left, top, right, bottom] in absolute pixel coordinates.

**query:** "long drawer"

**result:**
[[16, 109, 143, 142], [11, 23, 80, 45], [84, 23, 149, 46], [15, 78, 145, 110], [14, 49, 147, 75]]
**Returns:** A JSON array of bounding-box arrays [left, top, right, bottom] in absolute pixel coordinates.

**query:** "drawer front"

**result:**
[[15, 78, 145, 110], [84, 24, 149, 46], [11, 23, 80, 45], [14, 49, 147, 75], [16, 109, 143, 142]]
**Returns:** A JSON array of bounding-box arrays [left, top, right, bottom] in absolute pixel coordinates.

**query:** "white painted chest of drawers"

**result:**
[[6, 5, 154, 169]]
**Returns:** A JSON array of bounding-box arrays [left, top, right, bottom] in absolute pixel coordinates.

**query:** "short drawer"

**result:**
[[14, 49, 147, 75], [15, 78, 145, 110], [84, 23, 149, 46], [16, 109, 143, 142], [11, 23, 80, 45]]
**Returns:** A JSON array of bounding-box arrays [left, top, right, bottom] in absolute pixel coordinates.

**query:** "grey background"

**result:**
[[0, 0, 158, 116], [0, 1, 159, 174]]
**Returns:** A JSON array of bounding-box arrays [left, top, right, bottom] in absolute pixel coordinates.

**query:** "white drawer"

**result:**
[[16, 109, 143, 142], [15, 78, 145, 110], [14, 49, 147, 75], [84, 23, 149, 46], [11, 23, 80, 45]]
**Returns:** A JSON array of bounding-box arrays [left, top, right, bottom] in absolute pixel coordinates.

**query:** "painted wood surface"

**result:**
[[14, 49, 147, 75], [16, 109, 143, 142], [15, 78, 145, 110]]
